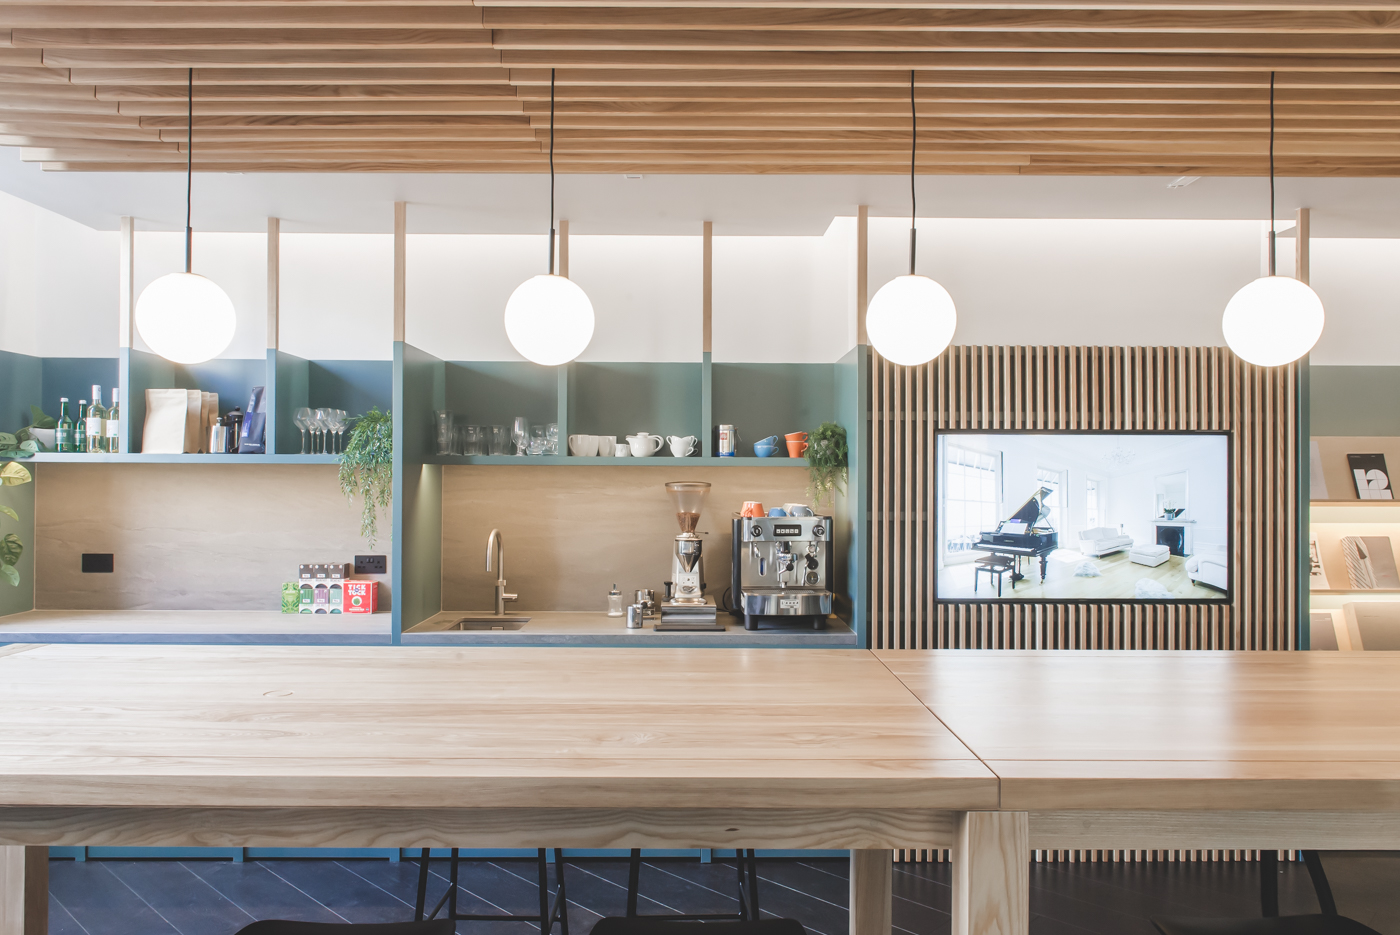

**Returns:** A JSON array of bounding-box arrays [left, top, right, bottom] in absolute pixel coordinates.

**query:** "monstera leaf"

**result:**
[[1, 462, 32, 485]]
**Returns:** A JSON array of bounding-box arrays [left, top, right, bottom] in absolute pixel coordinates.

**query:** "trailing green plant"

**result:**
[[339, 407, 393, 548], [0, 461, 33, 587], [1, 406, 55, 458], [805, 421, 848, 509]]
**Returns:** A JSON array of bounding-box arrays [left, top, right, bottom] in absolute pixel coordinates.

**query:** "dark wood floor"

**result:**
[[47, 854, 1322, 935]]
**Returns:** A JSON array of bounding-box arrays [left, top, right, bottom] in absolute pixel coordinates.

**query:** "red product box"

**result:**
[[343, 580, 378, 613]]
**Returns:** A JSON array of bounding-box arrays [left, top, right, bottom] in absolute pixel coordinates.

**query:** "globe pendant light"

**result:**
[[134, 68, 236, 365], [503, 69, 595, 366], [865, 70, 957, 367], [1221, 72, 1324, 367]]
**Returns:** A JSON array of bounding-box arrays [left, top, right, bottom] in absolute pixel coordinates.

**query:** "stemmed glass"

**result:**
[[293, 407, 312, 455], [512, 416, 528, 456], [333, 410, 348, 454], [313, 408, 332, 454]]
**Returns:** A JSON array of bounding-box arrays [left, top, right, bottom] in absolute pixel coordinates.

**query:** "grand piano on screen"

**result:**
[[974, 487, 1059, 587]]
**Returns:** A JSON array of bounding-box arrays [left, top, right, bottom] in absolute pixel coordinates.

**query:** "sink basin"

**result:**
[[448, 615, 530, 631]]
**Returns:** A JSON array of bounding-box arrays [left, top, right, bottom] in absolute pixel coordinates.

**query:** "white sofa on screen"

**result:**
[[1187, 544, 1228, 591], [1078, 527, 1133, 558]]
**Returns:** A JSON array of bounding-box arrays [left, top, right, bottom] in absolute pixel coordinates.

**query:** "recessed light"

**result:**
[[624, 174, 644, 180], [1167, 176, 1200, 189]]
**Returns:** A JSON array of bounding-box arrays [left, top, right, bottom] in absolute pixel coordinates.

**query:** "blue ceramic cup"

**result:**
[[768, 507, 788, 517], [753, 435, 779, 457]]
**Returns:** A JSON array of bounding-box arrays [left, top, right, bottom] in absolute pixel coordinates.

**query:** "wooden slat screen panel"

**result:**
[[871, 345, 1299, 652]]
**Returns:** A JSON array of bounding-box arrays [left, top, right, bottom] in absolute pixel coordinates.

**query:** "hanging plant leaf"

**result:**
[[0, 505, 17, 522], [28, 406, 56, 430], [804, 422, 848, 510], [0, 433, 16, 449], [1, 462, 32, 485], [18, 440, 38, 452], [1, 564, 17, 586], [339, 407, 393, 549], [0, 532, 22, 567]]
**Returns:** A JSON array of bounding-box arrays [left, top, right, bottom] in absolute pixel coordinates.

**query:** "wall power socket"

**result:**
[[354, 554, 387, 575]]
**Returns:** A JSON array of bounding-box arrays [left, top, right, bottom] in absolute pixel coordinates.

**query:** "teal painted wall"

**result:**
[[1311, 366, 1400, 436], [0, 467, 34, 617]]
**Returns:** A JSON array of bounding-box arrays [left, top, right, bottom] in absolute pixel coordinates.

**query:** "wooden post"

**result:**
[[559, 218, 569, 279], [952, 812, 1029, 935], [702, 220, 713, 354], [394, 201, 406, 343], [1295, 207, 1310, 285], [118, 216, 134, 349], [1, 846, 47, 935], [849, 849, 891, 935], [856, 205, 868, 346], [266, 217, 279, 350]]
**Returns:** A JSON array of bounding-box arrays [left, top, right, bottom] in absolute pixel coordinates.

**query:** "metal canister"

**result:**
[[626, 604, 644, 629], [718, 424, 737, 457], [209, 418, 228, 455]]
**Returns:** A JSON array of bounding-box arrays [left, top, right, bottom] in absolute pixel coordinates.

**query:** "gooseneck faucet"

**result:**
[[485, 528, 518, 616]]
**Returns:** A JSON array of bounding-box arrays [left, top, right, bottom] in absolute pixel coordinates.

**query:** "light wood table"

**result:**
[[879, 650, 1400, 935], [0, 644, 997, 935]]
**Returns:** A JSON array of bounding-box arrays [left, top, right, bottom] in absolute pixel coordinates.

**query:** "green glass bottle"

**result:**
[[85, 385, 106, 454], [74, 400, 88, 453], [56, 398, 76, 452], [104, 387, 120, 454]]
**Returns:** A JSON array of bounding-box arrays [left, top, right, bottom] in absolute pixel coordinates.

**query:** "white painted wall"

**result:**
[[2, 182, 1400, 366], [0, 189, 116, 357]]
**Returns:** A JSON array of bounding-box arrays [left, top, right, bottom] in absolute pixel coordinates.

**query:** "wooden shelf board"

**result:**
[[1311, 500, 1400, 505], [0, 609, 391, 644], [1310, 589, 1400, 595]]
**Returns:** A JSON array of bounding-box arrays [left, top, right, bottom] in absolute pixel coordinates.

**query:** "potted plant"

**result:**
[[339, 407, 393, 548], [0, 461, 33, 587], [804, 421, 848, 509]]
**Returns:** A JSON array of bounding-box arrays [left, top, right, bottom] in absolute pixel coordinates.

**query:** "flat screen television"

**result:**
[[934, 431, 1231, 602]]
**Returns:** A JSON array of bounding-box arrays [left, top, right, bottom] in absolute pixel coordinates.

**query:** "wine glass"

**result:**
[[293, 407, 312, 455], [512, 416, 528, 456], [314, 408, 332, 454], [331, 409, 348, 454]]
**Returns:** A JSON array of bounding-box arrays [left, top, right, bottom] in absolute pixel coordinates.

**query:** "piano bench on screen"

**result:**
[[974, 555, 1016, 597]]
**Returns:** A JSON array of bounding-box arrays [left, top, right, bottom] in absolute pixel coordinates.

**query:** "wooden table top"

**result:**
[[877, 650, 1400, 811], [0, 644, 996, 811]]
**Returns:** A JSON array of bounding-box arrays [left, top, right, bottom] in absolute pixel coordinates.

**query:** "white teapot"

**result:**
[[627, 433, 664, 457]]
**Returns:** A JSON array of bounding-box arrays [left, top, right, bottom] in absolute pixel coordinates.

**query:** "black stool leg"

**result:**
[[746, 849, 760, 918], [734, 849, 748, 920], [1260, 850, 1279, 918], [626, 848, 642, 917], [1302, 851, 1337, 916], [414, 848, 430, 922], [537, 848, 550, 935], [448, 848, 461, 922], [553, 848, 570, 935]]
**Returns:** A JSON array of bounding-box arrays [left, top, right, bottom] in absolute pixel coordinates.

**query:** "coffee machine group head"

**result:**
[[665, 481, 711, 604], [731, 514, 833, 630]]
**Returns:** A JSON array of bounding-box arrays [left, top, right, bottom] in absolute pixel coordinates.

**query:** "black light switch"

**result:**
[[81, 553, 114, 573]]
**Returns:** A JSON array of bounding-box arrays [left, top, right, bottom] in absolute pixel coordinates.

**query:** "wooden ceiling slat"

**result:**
[[72, 66, 514, 84], [504, 67, 1400, 87], [136, 113, 533, 127], [13, 28, 495, 49], [44, 48, 505, 67], [0, 6, 485, 29], [97, 83, 522, 101], [115, 100, 528, 115]]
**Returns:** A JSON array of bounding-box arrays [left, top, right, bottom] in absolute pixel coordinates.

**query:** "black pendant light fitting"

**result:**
[[1267, 70, 1276, 277], [185, 67, 194, 273], [908, 69, 917, 277], [548, 67, 556, 276]]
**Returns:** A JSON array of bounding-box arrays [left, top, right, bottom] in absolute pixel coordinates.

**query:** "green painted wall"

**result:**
[[1311, 366, 1400, 436], [0, 466, 35, 618]]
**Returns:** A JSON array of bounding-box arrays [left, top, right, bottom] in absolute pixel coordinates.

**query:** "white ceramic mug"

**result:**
[[667, 434, 698, 458], [597, 435, 617, 457], [627, 433, 663, 457], [568, 434, 599, 457], [614, 443, 632, 457]]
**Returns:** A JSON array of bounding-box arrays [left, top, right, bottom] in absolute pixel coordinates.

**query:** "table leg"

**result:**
[[849, 849, 891, 935], [952, 812, 1027, 935], [1, 846, 47, 935]]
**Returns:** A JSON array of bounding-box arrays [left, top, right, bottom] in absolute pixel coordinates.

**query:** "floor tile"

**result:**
[[48, 861, 180, 935], [182, 860, 346, 925], [103, 861, 255, 935]]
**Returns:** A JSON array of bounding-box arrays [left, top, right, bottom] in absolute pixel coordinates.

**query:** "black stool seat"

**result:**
[[593, 918, 806, 935], [1155, 916, 1382, 935], [236, 921, 454, 935]]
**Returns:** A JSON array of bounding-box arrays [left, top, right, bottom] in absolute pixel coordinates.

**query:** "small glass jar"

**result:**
[[607, 585, 624, 617]]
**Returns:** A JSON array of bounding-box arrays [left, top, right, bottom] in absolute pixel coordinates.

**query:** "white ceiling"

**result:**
[[3, 148, 1400, 237]]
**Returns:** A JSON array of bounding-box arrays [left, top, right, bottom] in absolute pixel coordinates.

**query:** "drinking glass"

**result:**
[[545, 422, 559, 455], [434, 410, 455, 456], [333, 409, 348, 453], [488, 425, 508, 456], [464, 425, 485, 456], [313, 408, 332, 454], [528, 424, 546, 456], [294, 407, 312, 455], [512, 417, 528, 456]]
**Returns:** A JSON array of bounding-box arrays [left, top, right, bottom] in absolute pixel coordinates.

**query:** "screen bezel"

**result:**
[[932, 429, 1233, 605]]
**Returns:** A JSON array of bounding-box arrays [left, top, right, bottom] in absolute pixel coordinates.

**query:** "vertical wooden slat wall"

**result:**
[[871, 346, 1299, 653]]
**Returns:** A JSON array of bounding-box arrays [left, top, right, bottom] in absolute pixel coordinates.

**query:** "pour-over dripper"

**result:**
[[666, 481, 711, 535]]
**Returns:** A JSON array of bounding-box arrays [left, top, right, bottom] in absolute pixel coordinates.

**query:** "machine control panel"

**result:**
[[740, 516, 831, 542]]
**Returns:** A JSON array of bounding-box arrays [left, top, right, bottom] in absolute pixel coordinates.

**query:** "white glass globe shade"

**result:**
[[134, 272, 236, 365], [504, 274, 595, 366], [866, 274, 957, 366], [1221, 275, 1325, 367]]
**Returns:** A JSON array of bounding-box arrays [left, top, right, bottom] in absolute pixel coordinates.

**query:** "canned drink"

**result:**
[[718, 424, 737, 457]]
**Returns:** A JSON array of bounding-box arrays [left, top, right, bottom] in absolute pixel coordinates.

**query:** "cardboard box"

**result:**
[[325, 563, 349, 579], [344, 580, 378, 613]]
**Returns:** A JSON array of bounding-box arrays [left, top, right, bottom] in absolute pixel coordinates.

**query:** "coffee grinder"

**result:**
[[664, 481, 711, 605]]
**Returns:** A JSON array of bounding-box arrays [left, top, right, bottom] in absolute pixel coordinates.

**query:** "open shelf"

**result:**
[[427, 454, 807, 467], [13, 453, 341, 464], [0, 610, 391, 645]]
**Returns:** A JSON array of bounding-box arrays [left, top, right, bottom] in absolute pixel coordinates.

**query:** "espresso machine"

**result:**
[[731, 515, 834, 630]]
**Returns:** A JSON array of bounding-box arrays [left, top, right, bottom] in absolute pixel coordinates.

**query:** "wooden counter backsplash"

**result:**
[[441, 465, 812, 613], [34, 464, 391, 611]]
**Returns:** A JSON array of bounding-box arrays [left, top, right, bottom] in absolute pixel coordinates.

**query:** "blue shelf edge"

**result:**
[[427, 455, 807, 466], [8, 453, 341, 464]]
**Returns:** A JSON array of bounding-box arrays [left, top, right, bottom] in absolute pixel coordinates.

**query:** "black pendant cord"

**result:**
[[185, 66, 193, 274], [908, 69, 917, 276], [548, 67, 556, 275], [1267, 70, 1276, 277]]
